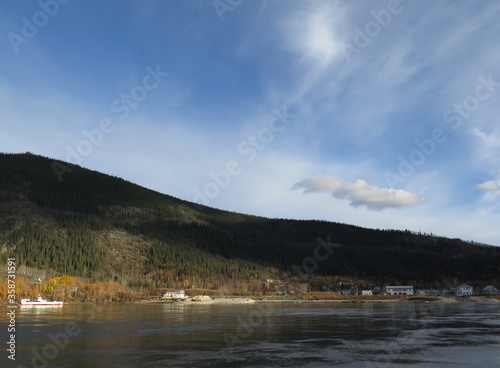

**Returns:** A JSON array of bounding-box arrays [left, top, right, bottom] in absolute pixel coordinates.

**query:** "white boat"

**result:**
[[18, 295, 64, 306]]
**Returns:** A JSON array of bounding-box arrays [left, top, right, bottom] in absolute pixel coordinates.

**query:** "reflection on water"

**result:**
[[1, 301, 499, 367]]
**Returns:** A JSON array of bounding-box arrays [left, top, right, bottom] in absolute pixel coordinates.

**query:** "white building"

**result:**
[[455, 284, 473, 296], [385, 286, 414, 296], [362, 290, 373, 296], [162, 290, 187, 300]]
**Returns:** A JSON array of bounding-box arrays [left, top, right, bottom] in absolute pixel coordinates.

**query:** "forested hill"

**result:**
[[1, 152, 499, 290]]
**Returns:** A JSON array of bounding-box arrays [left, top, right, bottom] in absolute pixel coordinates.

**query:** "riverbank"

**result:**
[[2, 294, 498, 307], [131, 294, 500, 305]]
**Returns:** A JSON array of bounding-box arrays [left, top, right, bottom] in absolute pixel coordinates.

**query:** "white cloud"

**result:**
[[476, 180, 500, 191], [293, 174, 425, 211]]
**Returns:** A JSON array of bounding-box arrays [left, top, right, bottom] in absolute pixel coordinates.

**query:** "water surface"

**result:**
[[2, 301, 499, 367]]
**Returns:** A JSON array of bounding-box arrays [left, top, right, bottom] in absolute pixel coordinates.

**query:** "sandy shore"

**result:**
[[140, 296, 256, 305], [180, 296, 255, 304]]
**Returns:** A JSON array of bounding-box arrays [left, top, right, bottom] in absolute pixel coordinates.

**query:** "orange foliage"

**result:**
[[0, 276, 40, 301], [0, 283, 8, 300], [82, 281, 122, 302], [0, 273, 133, 303]]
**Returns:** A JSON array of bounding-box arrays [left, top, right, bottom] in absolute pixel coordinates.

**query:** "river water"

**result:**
[[1, 301, 499, 367]]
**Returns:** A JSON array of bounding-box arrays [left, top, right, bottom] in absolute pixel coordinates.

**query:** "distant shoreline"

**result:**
[[2, 295, 498, 307], [132, 295, 500, 305]]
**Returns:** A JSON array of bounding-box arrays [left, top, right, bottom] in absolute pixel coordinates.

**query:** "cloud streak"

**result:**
[[293, 174, 425, 211]]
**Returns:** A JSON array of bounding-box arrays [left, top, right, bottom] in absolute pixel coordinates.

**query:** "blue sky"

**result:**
[[1, 0, 500, 245]]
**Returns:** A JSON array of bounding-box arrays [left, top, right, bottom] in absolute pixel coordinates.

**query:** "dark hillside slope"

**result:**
[[0, 153, 499, 288]]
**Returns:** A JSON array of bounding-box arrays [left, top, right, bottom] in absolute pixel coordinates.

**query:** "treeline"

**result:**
[[7, 224, 104, 278]]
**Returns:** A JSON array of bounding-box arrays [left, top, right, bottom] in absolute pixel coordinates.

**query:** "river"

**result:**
[[2, 301, 499, 367]]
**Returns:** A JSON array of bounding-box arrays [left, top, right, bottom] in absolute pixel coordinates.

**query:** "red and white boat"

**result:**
[[18, 295, 64, 306]]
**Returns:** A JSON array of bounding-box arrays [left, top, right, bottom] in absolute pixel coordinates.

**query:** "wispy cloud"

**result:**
[[472, 128, 500, 158], [280, 1, 346, 69], [293, 174, 425, 211]]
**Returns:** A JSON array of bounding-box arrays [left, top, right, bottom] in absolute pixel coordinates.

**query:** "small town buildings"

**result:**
[[385, 286, 414, 296], [162, 290, 187, 300], [362, 290, 373, 296], [455, 284, 473, 296]]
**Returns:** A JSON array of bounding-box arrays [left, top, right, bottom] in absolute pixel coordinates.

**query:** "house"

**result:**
[[385, 286, 414, 296], [162, 290, 187, 300], [482, 285, 500, 295], [455, 284, 473, 296], [362, 290, 373, 296]]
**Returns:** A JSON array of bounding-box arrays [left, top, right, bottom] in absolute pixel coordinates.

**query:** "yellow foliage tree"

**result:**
[[58, 276, 76, 299], [41, 278, 58, 298]]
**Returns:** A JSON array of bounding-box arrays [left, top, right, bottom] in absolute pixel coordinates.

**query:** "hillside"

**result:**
[[1, 153, 499, 296]]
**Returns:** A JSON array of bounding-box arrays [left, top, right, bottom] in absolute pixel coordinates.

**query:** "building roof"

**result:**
[[483, 285, 497, 291]]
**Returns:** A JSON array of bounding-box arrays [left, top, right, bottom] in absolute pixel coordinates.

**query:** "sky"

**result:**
[[1, 0, 500, 246]]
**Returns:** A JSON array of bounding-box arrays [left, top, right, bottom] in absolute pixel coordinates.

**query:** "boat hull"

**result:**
[[19, 302, 64, 306], [18, 298, 65, 306]]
